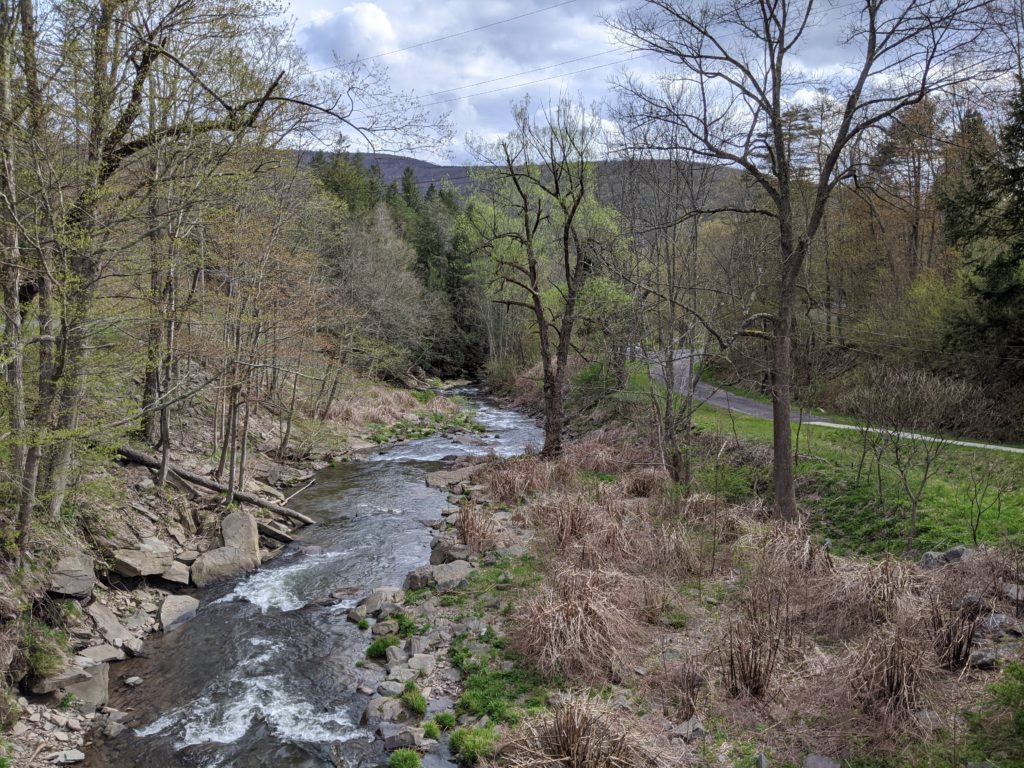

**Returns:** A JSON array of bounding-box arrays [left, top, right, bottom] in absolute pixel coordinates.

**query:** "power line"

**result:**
[[420, 48, 623, 98], [311, 0, 579, 72], [420, 52, 655, 108]]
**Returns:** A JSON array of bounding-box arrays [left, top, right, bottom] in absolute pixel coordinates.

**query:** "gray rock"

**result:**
[[159, 595, 199, 631], [361, 695, 404, 726], [920, 551, 945, 569], [403, 560, 472, 591], [429, 540, 472, 565], [757, 754, 769, 768], [670, 716, 706, 743], [981, 613, 1023, 637], [221, 510, 260, 560], [111, 537, 174, 577], [80, 644, 125, 664], [49, 554, 96, 598], [348, 605, 368, 622], [1005, 583, 1024, 607], [177, 550, 200, 564], [406, 637, 429, 655], [407, 653, 436, 676], [387, 666, 419, 683], [104, 721, 126, 738], [360, 587, 405, 615], [124, 676, 143, 687], [53, 750, 86, 764], [803, 757, 840, 768], [970, 649, 998, 669], [944, 544, 969, 562], [373, 620, 399, 636], [190, 546, 259, 587], [31, 667, 91, 694], [915, 709, 943, 732], [425, 464, 480, 489], [377, 681, 404, 696], [160, 561, 190, 585], [86, 602, 133, 646], [385, 645, 409, 665], [64, 662, 109, 712], [378, 723, 425, 749]]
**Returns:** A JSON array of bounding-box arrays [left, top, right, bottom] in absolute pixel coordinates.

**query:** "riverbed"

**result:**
[[84, 390, 540, 768]]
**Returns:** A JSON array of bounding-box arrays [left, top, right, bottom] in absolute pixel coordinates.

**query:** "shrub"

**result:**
[[0, 687, 18, 731], [402, 681, 427, 715], [357, 618, 369, 631], [509, 568, 644, 682], [501, 693, 663, 768], [929, 595, 980, 670], [434, 711, 457, 730], [449, 726, 498, 764], [366, 635, 401, 659], [722, 585, 789, 698], [456, 504, 497, 554], [423, 720, 440, 740], [388, 748, 421, 768], [23, 619, 67, 680], [849, 625, 926, 724]]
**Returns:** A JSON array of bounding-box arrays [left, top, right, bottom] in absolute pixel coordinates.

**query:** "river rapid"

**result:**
[[84, 390, 541, 768]]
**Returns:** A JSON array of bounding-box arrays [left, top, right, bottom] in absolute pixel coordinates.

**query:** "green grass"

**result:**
[[388, 748, 421, 768], [688, 403, 1024, 555], [433, 711, 457, 730], [401, 680, 427, 715], [449, 725, 499, 764], [448, 633, 550, 725], [22, 618, 67, 680], [423, 719, 441, 739], [366, 634, 401, 659]]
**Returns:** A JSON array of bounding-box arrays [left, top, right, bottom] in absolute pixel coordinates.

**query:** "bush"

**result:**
[[449, 726, 498, 764], [366, 635, 401, 659], [402, 680, 427, 715], [423, 720, 440, 740], [23, 619, 67, 680], [357, 618, 369, 631], [388, 749, 421, 768], [0, 687, 19, 731], [434, 711, 456, 730]]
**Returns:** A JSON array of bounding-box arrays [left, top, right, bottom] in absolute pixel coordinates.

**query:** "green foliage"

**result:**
[[23, 619, 67, 680], [422, 720, 440, 740], [0, 687, 18, 731], [57, 693, 78, 712], [357, 618, 369, 631], [366, 635, 401, 659], [433, 711, 457, 730], [388, 748, 422, 768], [961, 661, 1024, 763], [401, 680, 427, 715], [448, 725, 498, 764], [448, 633, 548, 726]]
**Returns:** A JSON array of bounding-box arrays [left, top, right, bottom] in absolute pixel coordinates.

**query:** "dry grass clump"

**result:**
[[614, 467, 669, 499], [722, 583, 791, 698], [509, 568, 646, 682], [478, 456, 577, 505], [562, 428, 653, 475], [929, 595, 980, 670], [847, 624, 928, 725], [652, 655, 708, 720], [456, 503, 498, 554], [330, 385, 420, 425], [498, 693, 669, 768]]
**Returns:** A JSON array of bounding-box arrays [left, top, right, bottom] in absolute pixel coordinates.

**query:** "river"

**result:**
[[84, 390, 541, 768]]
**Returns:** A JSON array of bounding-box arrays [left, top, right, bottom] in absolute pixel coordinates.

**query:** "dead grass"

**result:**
[[846, 623, 929, 725], [722, 581, 790, 698], [497, 693, 671, 768], [456, 502, 498, 554], [478, 455, 578, 505], [651, 654, 708, 721], [329, 385, 421, 425], [509, 568, 647, 683]]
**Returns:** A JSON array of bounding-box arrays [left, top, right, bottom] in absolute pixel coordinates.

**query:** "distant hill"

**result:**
[[354, 153, 476, 192]]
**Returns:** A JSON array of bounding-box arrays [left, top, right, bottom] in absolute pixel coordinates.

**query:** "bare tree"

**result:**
[[470, 97, 608, 457], [610, 0, 993, 518]]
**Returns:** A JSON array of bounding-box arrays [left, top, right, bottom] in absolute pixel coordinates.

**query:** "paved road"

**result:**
[[656, 350, 1024, 456]]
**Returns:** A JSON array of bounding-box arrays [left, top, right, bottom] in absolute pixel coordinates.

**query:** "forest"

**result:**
[[0, 0, 1022, 766]]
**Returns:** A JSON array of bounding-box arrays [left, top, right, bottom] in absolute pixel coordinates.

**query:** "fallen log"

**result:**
[[257, 521, 295, 544], [117, 445, 315, 527]]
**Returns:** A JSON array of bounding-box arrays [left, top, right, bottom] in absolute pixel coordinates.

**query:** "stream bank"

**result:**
[[77, 390, 540, 768]]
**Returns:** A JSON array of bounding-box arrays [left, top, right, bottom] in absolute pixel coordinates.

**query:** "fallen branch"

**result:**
[[257, 521, 295, 544], [117, 445, 315, 527]]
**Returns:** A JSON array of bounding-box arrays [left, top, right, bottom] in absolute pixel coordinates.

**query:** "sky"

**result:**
[[288, 0, 640, 162]]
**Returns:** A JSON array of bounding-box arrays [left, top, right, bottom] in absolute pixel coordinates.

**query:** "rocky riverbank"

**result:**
[[3, 383, 481, 767]]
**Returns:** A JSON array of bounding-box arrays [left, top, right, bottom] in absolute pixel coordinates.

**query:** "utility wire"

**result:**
[[311, 0, 579, 73]]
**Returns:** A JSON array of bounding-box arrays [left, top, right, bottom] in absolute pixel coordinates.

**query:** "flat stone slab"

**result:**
[[160, 595, 200, 631], [49, 553, 95, 597], [80, 644, 125, 664], [160, 560, 190, 585], [31, 667, 91, 694], [64, 662, 109, 712], [86, 602, 133, 646], [112, 537, 174, 577]]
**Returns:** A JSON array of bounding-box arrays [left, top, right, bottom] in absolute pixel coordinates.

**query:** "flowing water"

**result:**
[[85, 390, 540, 768]]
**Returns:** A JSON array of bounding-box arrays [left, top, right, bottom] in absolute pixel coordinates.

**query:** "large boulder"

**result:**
[[361, 695, 404, 727], [111, 537, 174, 577], [79, 644, 125, 664], [190, 546, 258, 588], [221, 511, 259, 560], [358, 587, 405, 616], [64, 662, 109, 712], [429, 539, 472, 565], [86, 602, 133, 646], [160, 561, 190, 585], [159, 595, 200, 631], [424, 464, 481, 489], [49, 553, 96, 598], [31, 667, 91, 694], [404, 560, 473, 591]]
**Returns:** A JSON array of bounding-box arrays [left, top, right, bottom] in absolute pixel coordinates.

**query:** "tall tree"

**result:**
[[611, 0, 992, 518]]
